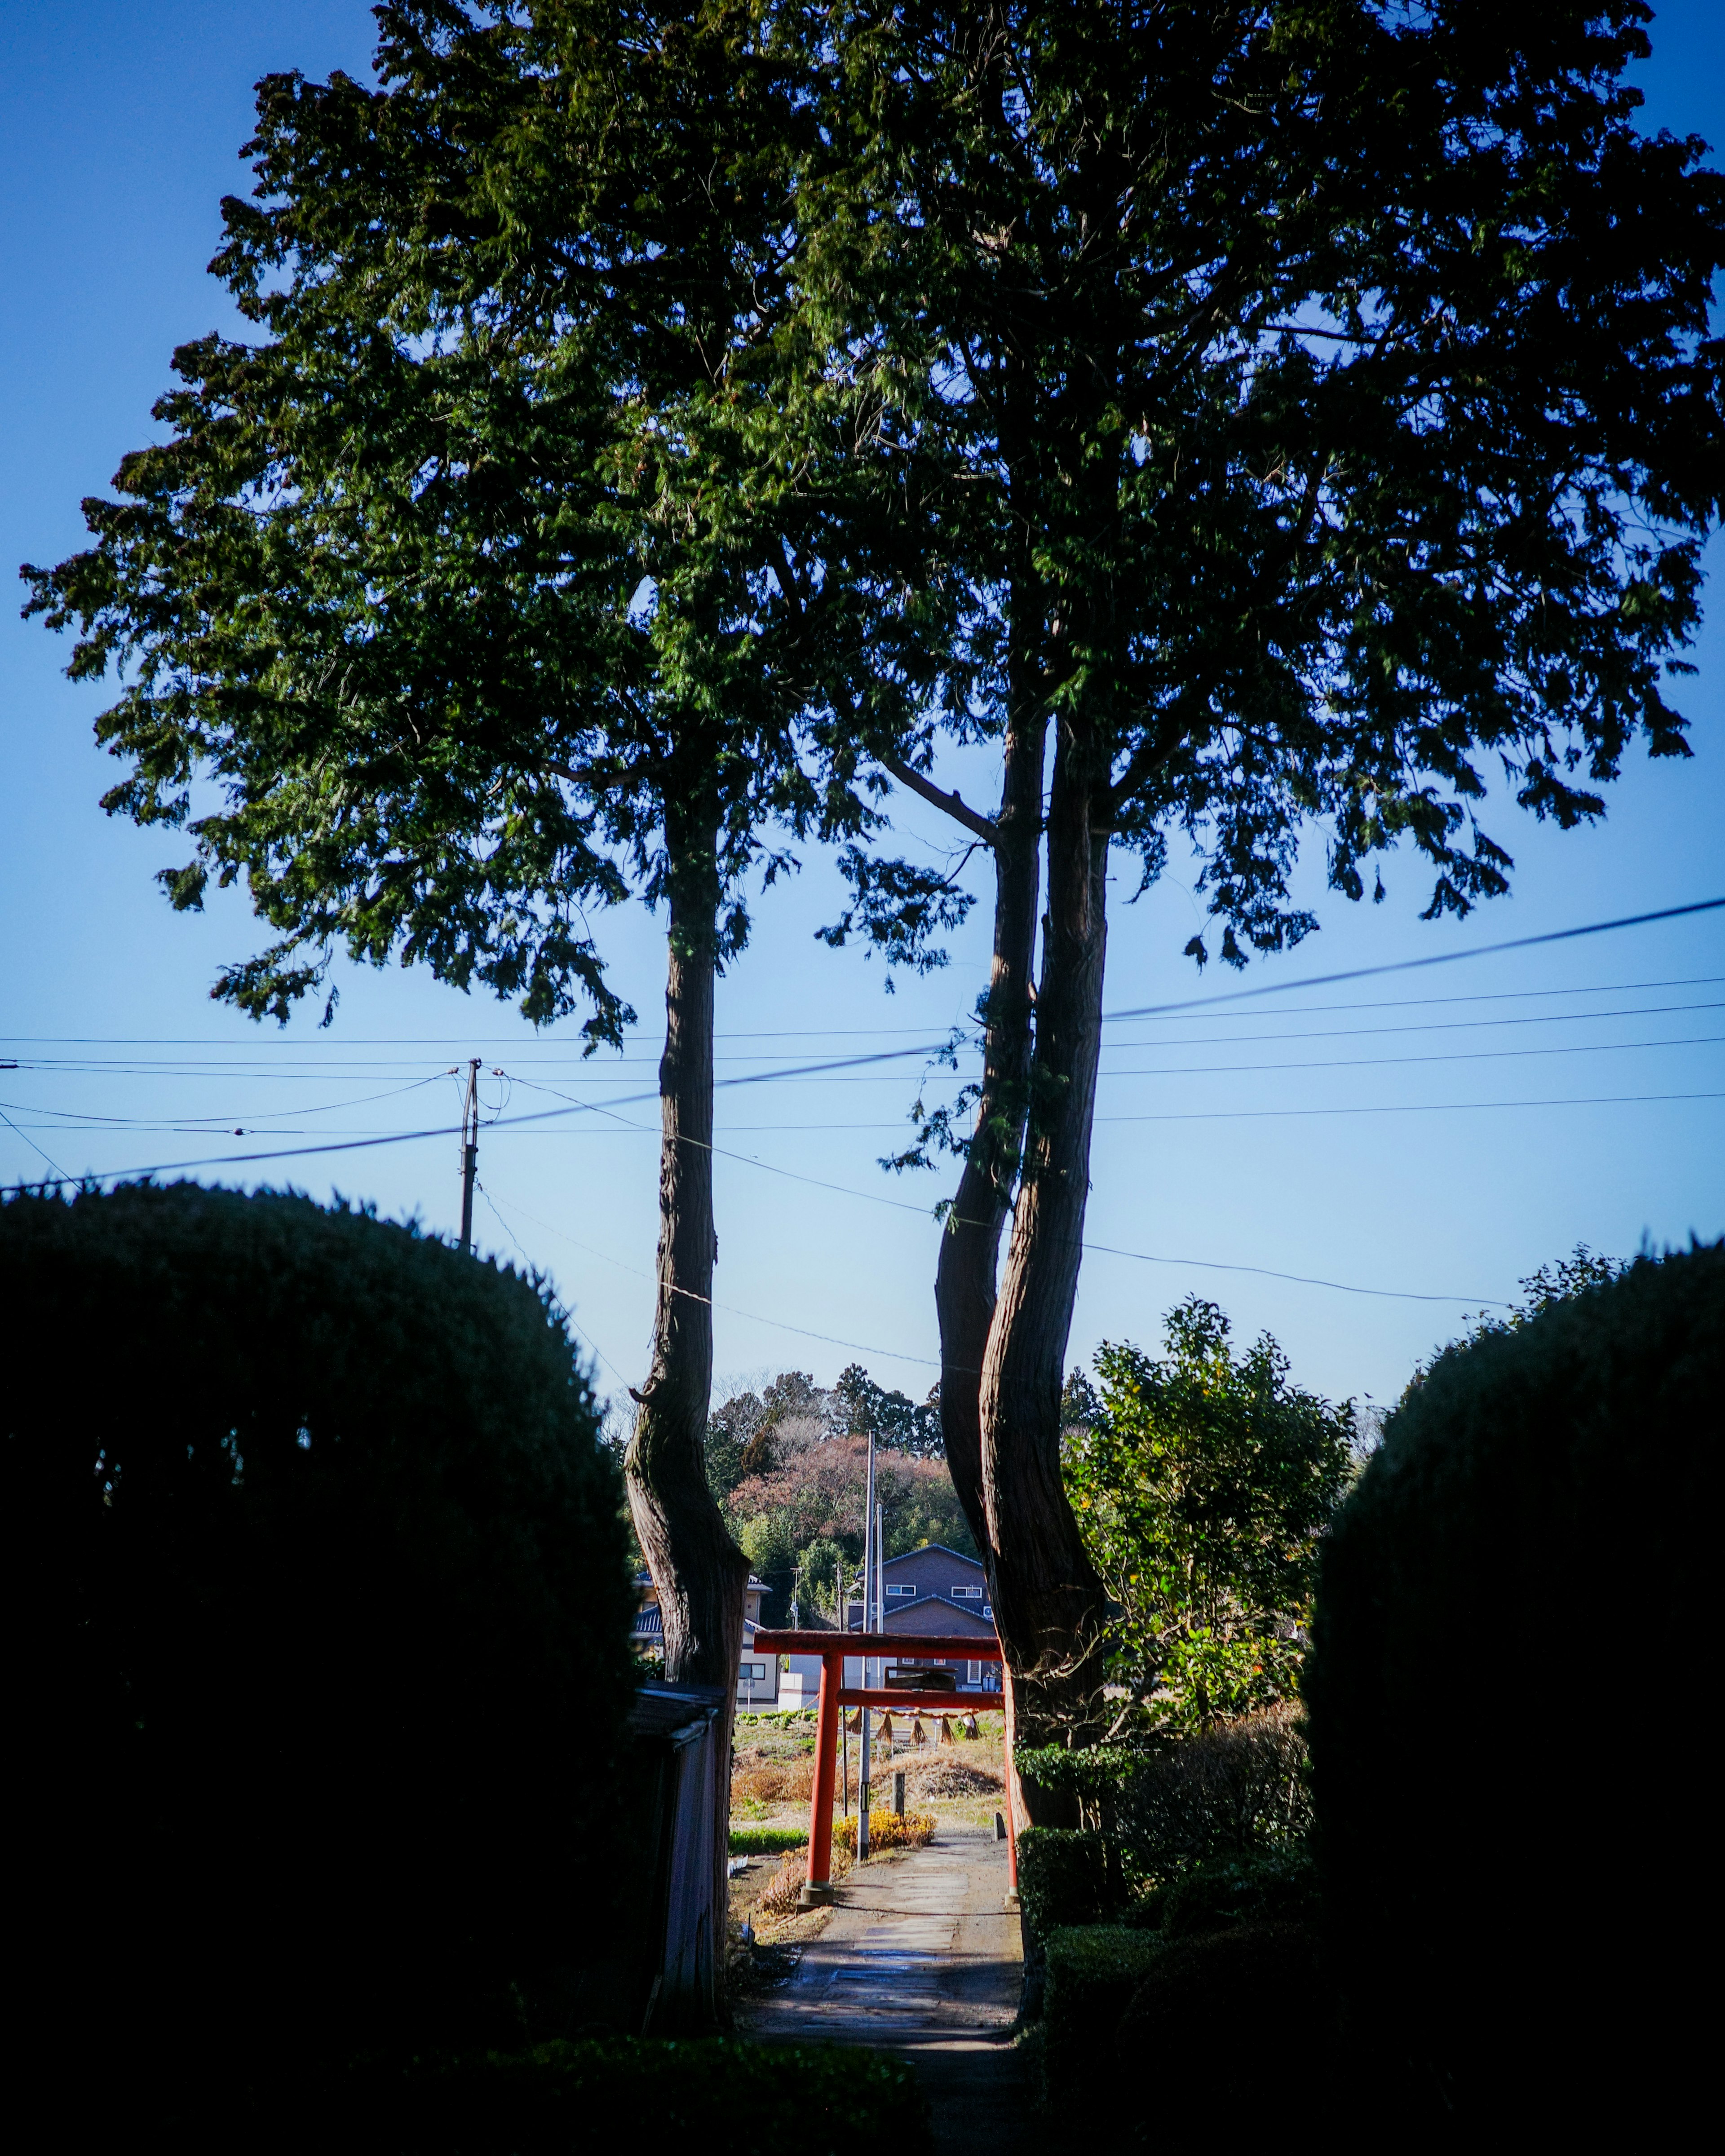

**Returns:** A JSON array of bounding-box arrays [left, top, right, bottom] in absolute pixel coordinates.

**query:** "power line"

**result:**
[[499, 1075, 1514, 1305], [476, 1180, 946, 1367], [1096, 1089, 1725, 1123], [1102, 896, 1725, 1022]]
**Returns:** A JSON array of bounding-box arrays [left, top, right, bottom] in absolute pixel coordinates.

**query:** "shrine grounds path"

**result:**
[[744, 1827, 1029, 2155]]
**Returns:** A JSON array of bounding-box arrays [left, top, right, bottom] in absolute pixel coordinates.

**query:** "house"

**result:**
[[845, 1543, 1001, 1694], [632, 1571, 786, 1709]]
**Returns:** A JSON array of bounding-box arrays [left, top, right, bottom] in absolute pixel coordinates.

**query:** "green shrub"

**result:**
[[1043, 1927, 1166, 2116], [3, 1183, 638, 2126], [1113, 1924, 1331, 2139], [1306, 1242, 1724, 2129], [1160, 1849, 1320, 1938], [1115, 1704, 1312, 1866], [1016, 1826, 1112, 1944], [336, 2037, 930, 2152]]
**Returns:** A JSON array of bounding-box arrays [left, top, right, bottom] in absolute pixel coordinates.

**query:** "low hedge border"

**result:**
[[332, 2038, 929, 2150], [1043, 1927, 1167, 2114], [1016, 1828, 1112, 1946]]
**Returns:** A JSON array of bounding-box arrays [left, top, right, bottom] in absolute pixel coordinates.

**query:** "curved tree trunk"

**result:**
[[982, 709, 1111, 1807], [935, 685, 1045, 1551], [624, 789, 748, 2025]]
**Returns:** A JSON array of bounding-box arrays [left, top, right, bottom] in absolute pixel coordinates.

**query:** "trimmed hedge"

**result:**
[[1114, 1924, 1331, 2138], [1043, 1927, 1166, 2118], [1016, 1826, 1112, 1944], [1161, 1849, 1320, 1938], [4, 1183, 639, 2125], [1306, 1242, 1724, 2128], [336, 2037, 929, 2152]]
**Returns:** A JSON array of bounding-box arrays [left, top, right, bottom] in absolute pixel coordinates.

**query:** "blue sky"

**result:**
[[4, 1, 1722, 1416]]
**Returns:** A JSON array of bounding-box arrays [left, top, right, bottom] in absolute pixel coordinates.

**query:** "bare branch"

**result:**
[[882, 756, 998, 844]]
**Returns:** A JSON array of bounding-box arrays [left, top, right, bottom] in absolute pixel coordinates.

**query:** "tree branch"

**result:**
[[883, 756, 998, 844]]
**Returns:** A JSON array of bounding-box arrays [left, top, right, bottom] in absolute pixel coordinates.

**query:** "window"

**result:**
[[951, 1585, 982, 1599], [886, 1583, 916, 1599], [739, 1663, 767, 1685]]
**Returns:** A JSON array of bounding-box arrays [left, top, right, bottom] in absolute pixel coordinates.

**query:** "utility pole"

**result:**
[[459, 1058, 480, 1255], [858, 1428, 876, 1856]]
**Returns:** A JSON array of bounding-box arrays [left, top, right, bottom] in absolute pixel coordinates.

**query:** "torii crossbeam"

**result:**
[[750, 1627, 1011, 1907]]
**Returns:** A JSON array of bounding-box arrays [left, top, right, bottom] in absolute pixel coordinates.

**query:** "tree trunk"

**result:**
[[981, 707, 1112, 1803], [624, 790, 748, 2025], [934, 687, 1045, 1551]]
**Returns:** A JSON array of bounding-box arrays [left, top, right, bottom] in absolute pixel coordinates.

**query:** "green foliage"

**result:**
[[1406, 1242, 1628, 1397], [830, 1363, 943, 1458], [795, 1534, 849, 1617], [1042, 1928, 1167, 2114], [821, 0, 1725, 1006], [1113, 1925, 1332, 2141], [1066, 1300, 1353, 1730], [1113, 1707, 1312, 1871], [1306, 1241, 1725, 2125], [24, 2, 936, 1029], [1015, 1828, 1112, 1946], [1160, 1851, 1321, 1940], [3, 1180, 637, 2124], [318, 2037, 929, 2151]]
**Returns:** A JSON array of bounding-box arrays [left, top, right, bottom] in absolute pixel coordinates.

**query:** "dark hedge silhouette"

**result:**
[[1305, 1241, 1724, 2131], [3, 1181, 638, 2128]]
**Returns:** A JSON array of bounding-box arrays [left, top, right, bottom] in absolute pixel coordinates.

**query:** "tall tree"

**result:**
[[23, 0, 940, 2008], [817, 0, 1725, 1788]]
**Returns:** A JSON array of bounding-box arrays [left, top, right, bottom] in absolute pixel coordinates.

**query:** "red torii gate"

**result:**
[[751, 1627, 1013, 1908]]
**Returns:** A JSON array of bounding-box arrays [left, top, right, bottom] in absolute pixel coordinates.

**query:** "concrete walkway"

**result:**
[[749, 1828, 1028, 2154]]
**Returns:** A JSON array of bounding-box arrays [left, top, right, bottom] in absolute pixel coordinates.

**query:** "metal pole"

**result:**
[[875, 1496, 887, 1763], [858, 1431, 876, 1857], [837, 1556, 849, 1813], [458, 1057, 480, 1255]]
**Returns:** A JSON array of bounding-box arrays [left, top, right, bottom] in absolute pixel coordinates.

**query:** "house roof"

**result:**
[[880, 1542, 985, 1571], [635, 1570, 769, 1593], [883, 1596, 997, 1635]]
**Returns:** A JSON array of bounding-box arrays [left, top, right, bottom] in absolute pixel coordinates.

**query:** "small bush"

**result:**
[[832, 1808, 937, 1853], [1115, 1703, 1311, 1866], [338, 2037, 929, 2151], [1043, 1927, 1166, 2116], [1306, 1242, 1724, 2129], [1160, 1849, 1320, 1938], [751, 1841, 853, 1921], [1016, 1827, 1112, 1945], [756, 1856, 810, 1920], [3, 1182, 637, 2125]]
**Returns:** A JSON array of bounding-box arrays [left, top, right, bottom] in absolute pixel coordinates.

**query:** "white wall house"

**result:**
[[632, 1571, 784, 1709]]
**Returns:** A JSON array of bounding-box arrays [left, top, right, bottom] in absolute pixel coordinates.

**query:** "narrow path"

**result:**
[[748, 1828, 1027, 2154]]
